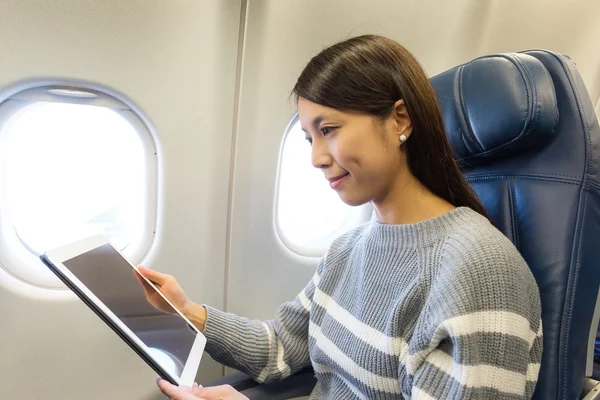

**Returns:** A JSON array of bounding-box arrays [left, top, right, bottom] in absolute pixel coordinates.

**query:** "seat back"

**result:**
[[431, 50, 600, 399]]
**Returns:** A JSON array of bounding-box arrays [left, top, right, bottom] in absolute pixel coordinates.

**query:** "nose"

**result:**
[[311, 138, 332, 169]]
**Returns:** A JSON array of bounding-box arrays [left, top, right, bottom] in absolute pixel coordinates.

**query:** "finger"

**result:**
[[195, 385, 236, 397], [192, 382, 203, 395], [157, 379, 195, 400], [156, 378, 178, 396], [138, 266, 169, 285], [132, 269, 155, 296]]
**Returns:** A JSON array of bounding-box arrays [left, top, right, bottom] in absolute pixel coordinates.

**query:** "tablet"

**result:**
[[40, 234, 206, 387]]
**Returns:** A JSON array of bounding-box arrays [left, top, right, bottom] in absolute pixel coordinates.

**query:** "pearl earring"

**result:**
[[399, 134, 407, 143]]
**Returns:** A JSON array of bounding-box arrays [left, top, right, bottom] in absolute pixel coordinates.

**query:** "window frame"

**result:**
[[0, 82, 158, 291]]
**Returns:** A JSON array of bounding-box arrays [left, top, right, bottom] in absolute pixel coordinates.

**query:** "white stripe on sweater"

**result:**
[[313, 287, 409, 357], [256, 322, 292, 381], [276, 339, 291, 378], [256, 322, 273, 382], [298, 271, 321, 312], [313, 286, 537, 380], [412, 386, 437, 400], [438, 311, 538, 347], [406, 312, 541, 375], [257, 270, 317, 383], [313, 271, 321, 287], [527, 363, 540, 382], [425, 349, 526, 396], [309, 322, 401, 394], [298, 289, 311, 312], [256, 271, 324, 382], [312, 362, 368, 400], [531, 322, 543, 351]]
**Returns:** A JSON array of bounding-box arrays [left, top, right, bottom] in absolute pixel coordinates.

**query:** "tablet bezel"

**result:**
[[41, 234, 206, 387]]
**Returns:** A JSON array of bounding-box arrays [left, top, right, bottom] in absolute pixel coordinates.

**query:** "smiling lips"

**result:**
[[328, 172, 349, 189]]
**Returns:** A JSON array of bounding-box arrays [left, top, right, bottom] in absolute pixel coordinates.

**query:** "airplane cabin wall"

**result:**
[[0, 1, 242, 399], [0, 0, 599, 399]]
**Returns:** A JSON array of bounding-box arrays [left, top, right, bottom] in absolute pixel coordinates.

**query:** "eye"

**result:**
[[305, 137, 313, 145], [320, 126, 335, 135]]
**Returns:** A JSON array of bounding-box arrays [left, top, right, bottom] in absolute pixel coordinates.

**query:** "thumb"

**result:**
[[138, 266, 168, 285], [132, 269, 154, 297], [194, 386, 238, 399], [157, 379, 199, 400]]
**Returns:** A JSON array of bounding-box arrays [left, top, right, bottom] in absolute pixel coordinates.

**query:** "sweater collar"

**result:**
[[365, 207, 486, 247]]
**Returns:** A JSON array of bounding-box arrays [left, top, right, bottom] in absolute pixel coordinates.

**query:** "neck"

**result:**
[[372, 168, 455, 224]]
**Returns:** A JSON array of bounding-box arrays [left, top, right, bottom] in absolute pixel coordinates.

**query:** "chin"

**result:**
[[338, 192, 369, 207]]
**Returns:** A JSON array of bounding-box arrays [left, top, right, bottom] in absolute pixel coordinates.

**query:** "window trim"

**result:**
[[0, 80, 159, 293]]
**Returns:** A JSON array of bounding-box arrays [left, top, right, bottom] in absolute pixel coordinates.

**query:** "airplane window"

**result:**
[[275, 116, 371, 257], [0, 87, 157, 289]]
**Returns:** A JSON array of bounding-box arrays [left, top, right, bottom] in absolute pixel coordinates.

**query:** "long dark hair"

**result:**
[[293, 35, 490, 220]]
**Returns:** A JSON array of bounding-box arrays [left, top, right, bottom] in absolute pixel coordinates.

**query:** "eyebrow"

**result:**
[[300, 115, 326, 133]]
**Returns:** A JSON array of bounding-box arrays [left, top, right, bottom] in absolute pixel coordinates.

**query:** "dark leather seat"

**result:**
[[431, 50, 600, 399]]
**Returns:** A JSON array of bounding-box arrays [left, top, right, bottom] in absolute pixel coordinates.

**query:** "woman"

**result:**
[[141, 35, 543, 399]]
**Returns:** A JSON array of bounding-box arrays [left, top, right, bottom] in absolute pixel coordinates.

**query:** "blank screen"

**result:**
[[62, 243, 196, 375]]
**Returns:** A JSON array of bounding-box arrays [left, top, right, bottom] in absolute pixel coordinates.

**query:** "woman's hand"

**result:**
[[134, 266, 208, 332], [157, 379, 250, 400], [134, 266, 191, 314], [157, 380, 203, 400]]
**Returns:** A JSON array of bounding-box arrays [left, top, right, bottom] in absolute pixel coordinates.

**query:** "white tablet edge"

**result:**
[[43, 234, 206, 387]]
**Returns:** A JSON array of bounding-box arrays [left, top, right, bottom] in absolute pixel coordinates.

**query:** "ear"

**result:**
[[391, 99, 412, 139]]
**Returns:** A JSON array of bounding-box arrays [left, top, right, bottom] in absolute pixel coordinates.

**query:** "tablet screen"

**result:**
[[62, 243, 196, 377]]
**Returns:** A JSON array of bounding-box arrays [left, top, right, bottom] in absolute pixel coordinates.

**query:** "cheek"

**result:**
[[352, 154, 401, 201], [362, 160, 394, 185], [330, 140, 358, 169], [333, 136, 377, 170], [353, 149, 396, 178], [332, 127, 398, 179]]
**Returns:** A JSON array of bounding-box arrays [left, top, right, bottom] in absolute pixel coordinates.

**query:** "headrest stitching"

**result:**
[[511, 54, 537, 141], [458, 64, 484, 152]]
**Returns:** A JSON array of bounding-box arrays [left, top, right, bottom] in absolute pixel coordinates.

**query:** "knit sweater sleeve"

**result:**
[[200, 260, 325, 383], [410, 234, 543, 399]]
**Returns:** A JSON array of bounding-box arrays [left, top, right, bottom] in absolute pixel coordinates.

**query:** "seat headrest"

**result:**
[[430, 53, 559, 164]]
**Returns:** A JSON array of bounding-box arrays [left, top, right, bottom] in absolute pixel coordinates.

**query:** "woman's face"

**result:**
[[298, 97, 411, 206]]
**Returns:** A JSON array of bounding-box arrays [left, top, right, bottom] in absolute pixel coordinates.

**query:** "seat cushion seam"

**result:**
[[464, 171, 579, 180], [508, 180, 520, 250], [561, 183, 588, 398], [466, 175, 580, 186]]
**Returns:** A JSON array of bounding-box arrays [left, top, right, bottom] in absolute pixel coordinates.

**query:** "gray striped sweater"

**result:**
[[202, 207, 543, 399]]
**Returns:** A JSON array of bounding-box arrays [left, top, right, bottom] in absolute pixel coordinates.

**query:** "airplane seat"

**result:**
[[205, 50, 600, 400], [431, 50, 600, 400]]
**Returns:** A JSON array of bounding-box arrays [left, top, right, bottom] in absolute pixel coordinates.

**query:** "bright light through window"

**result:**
[[4, 101, 146, 255], [277, 117, 366, 255]]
